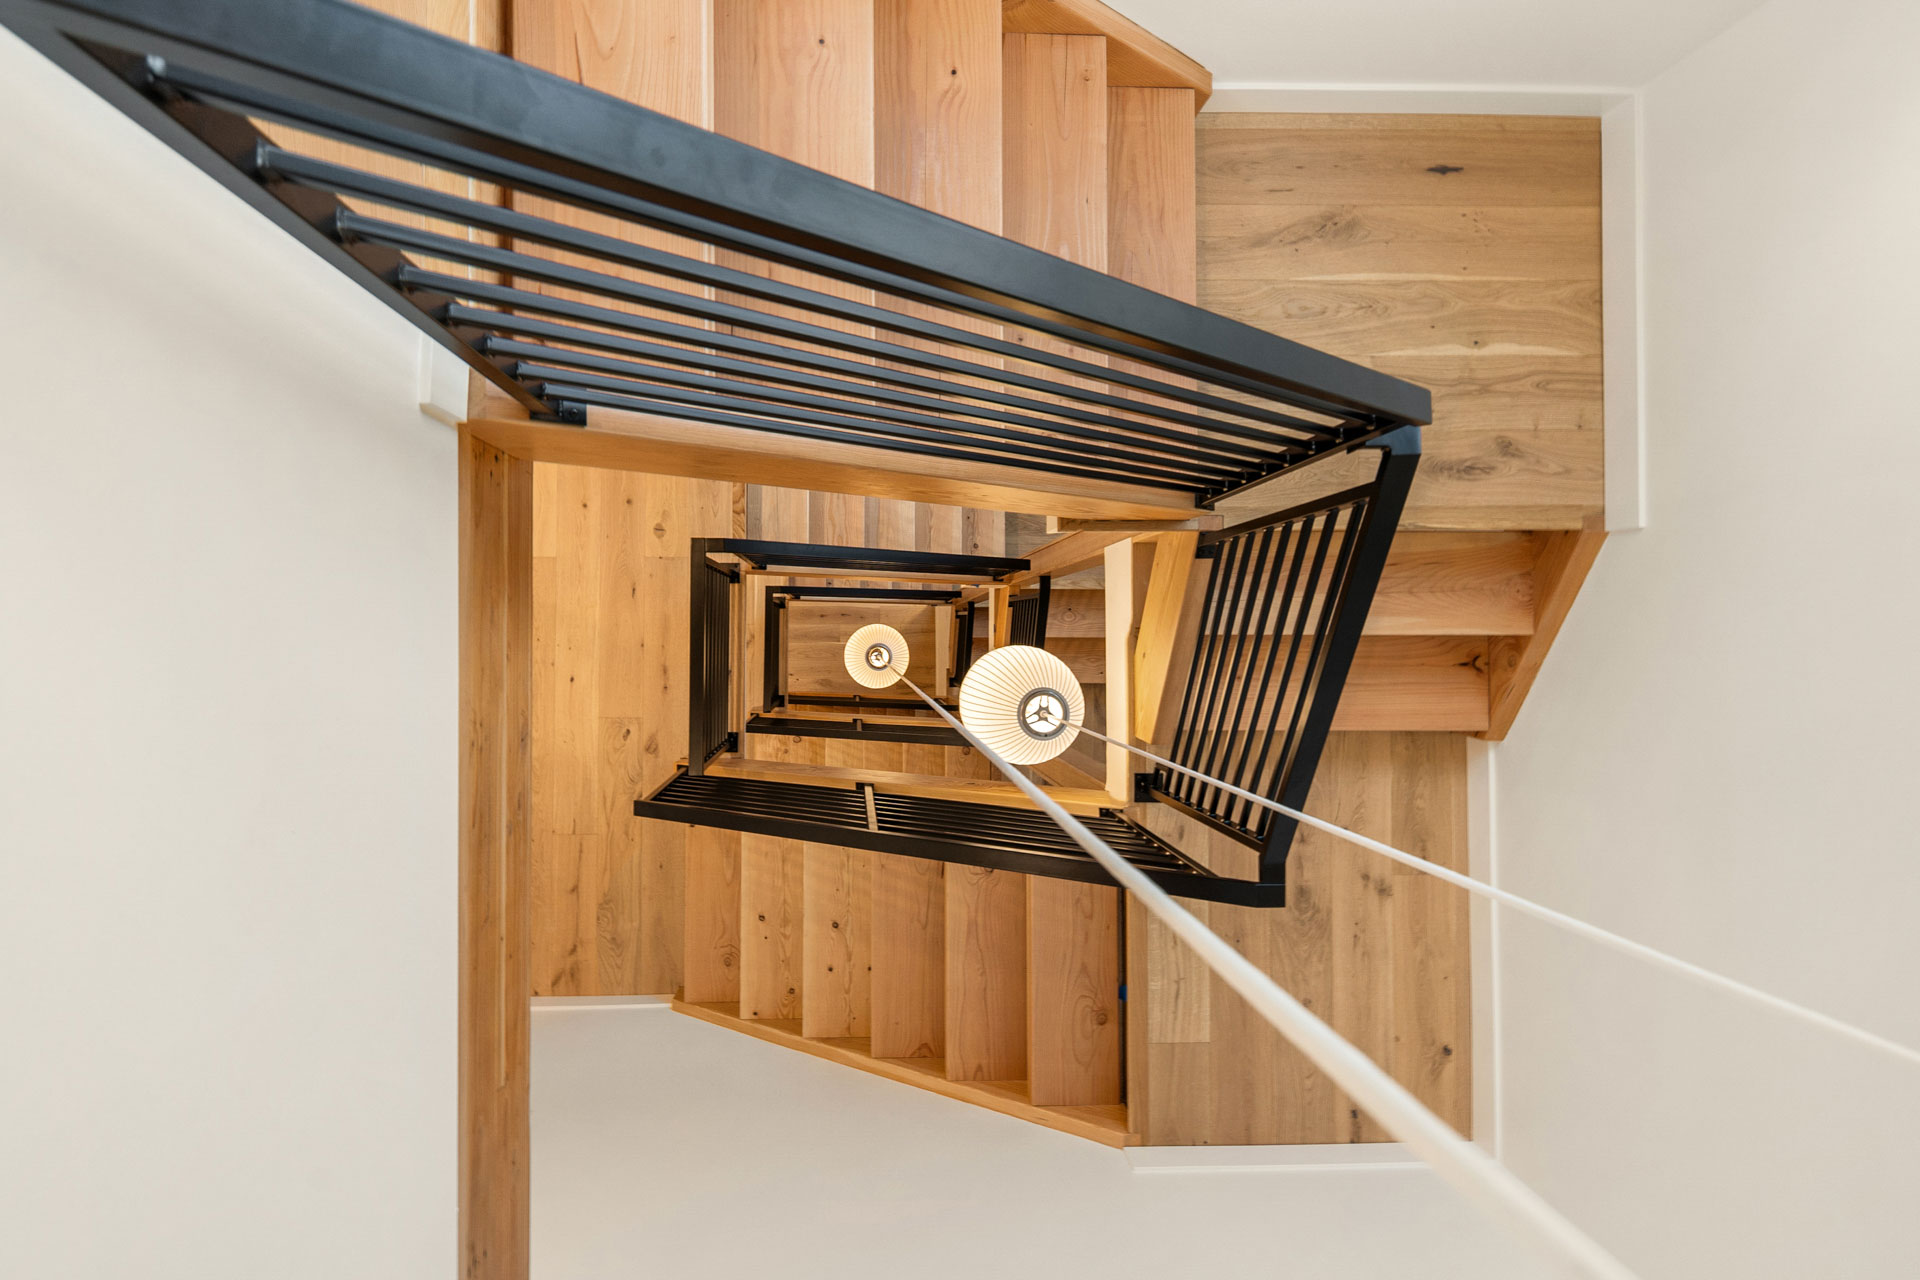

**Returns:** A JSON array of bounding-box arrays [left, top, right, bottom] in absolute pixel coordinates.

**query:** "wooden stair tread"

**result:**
[[675, 1000, 1133, 1147]]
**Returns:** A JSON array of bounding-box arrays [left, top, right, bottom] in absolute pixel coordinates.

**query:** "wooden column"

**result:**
[[459, 429, 532, 1280], [1004, 31, 1122, 1107]]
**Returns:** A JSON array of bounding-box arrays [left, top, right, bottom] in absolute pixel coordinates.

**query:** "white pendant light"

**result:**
[[957, 644, 1084, 765], [843, 623, 910, 689]]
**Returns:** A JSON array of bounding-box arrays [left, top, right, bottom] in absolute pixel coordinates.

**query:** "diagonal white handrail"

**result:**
[[893, 672, 1641, 1280], [1071, 725, 1920, 1071]]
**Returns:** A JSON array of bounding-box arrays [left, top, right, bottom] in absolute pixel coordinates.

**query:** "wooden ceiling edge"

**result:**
[[1478, 527, 1608, 742], [460, 410, 1198, 522], [1001, 0, 1212, 108]]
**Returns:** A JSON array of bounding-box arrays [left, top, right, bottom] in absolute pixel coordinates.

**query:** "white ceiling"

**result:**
[[1108, 0, 1770, 90]]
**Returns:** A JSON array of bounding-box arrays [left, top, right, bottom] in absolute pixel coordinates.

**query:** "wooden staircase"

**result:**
[[504, 0, 1603, 1150]]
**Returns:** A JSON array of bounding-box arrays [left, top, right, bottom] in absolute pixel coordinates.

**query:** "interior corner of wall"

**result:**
[[416, 334, 467, 429], [1602, 92, 1649, 533]]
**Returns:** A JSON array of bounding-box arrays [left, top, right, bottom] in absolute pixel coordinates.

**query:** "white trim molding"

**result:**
[[531, 994, 674, 1011], [1198, 83, 1649, 533], [1127, 1143, 1423, 1174]]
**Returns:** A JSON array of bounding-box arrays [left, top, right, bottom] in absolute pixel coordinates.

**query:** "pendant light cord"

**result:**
[[893, 672, 1642, 1280], [1068, 724, 1920, 1071]]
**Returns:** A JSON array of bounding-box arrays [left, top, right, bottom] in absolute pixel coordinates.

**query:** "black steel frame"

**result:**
[[1007, 576, 1053, 649], [637, 770, 1282, 906], [1152, 428, 1421, 886], [2, 0, 1430, 506]]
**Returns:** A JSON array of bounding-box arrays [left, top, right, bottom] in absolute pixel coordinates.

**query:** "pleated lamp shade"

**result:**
[[957, 644, 1085, 765], [843, 623, 910, 689]]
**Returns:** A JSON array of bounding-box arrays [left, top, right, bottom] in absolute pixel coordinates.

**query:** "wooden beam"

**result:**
[[1102, 537, 1152, 801], [1482, 528, 1607, 740], [1001, 0, 1212, 106], [457, 429, 531, 1280], [1131, 531, 1204, 748], [945, 864, 1028, 1081], [463, 411, 1197, 521]]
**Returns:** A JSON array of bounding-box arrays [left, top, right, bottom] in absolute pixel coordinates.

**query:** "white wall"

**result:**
[[533, 1004, 1533, 1280], [1490, 0, 1920, 1275], [0, 29, 456, 1280]]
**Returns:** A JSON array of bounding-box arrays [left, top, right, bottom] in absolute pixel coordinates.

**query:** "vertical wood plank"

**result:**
[[802, 847, 873, 1037], [1027, 880, 1123, 1105], [458, 429, 531, 1280], [1003, 30, 1121, 1108], [741, 836, 806, 1020], [1325, 733, 1397, 1141], [515, 0, 721, 1000], [945, 865, 1028, 1079], [682, 826, 742, 1003], [870, 0, 1009, 1067], [1389, 732, 1472, 1132]]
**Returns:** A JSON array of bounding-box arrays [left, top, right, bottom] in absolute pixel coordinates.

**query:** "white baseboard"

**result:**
[[1127, 1144, 1422, 1174], [531, 994, 674, 1011]]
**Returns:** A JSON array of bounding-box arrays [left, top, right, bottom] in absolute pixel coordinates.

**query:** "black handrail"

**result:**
[[3, 0, 1431, 504]]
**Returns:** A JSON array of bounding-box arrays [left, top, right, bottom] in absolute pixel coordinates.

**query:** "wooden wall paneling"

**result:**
[[1196, 113, 1603, 532], [871, 0, 1015, 1063], [458, 429, 531, 1280], [514, 0, 722, 1001], [1388, 732, 1472, 1129], [1100, 538, 1150, 801], [1324, 732, 1396, 1142], [1004, 30, 1123, 1108], [715, 0, 879, 1036], [682, 825, 742, 1003], [945, 864, 1028, 1080], [1027, 878, 1124, 1105], [1130, 731, 1472, 1145]]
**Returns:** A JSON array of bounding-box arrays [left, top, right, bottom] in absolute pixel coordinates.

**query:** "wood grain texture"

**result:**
[[802, 846, 873, 1037], [1107, 87, 1197, 301], [740, 835, 807, 1020], [1003, 35, 1124, 1110], [1027, 879, 1124, 1105], [945, 864, 1028, 1081], [1197, 114, 1603, 531], [1129, 732, 1471, 1145], [673, 1001, 1131, 1145], [1001, 0, 1211, 104], [514, 0, 724, 1004], [1484, 528, 1607, 740], [465, 412, 1197, 521], [871, 852, 946, 1058], [682, 825, 742, 1003], [458, 429, 531, 1280]]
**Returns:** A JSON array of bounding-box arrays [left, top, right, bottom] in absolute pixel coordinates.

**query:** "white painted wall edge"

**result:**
[[416, 335, 468, 428], [1127, 1143, 1421, 1172], [1198, 84, 1648, 531], [533, 995, 675, 1010]]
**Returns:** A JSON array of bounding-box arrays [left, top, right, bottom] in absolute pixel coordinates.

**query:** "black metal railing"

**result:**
[[688, 555, 738, 773], [1007, 577, 1052, 649], [951, 603, 979, 685], [4, 0, 1429, 506], [1153, 429, 1421, 884]]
